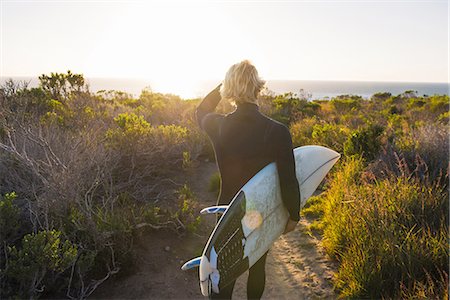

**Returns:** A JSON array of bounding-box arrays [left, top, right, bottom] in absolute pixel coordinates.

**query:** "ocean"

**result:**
[[1, 77, 448, 100], [267, 80, 449, 100]]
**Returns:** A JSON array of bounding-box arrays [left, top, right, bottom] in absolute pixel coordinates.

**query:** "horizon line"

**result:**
[[0, 75, 448, 85]]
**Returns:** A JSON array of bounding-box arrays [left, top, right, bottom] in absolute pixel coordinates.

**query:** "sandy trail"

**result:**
[[92, 161, 336, 299], [232, 219, 336, 299]]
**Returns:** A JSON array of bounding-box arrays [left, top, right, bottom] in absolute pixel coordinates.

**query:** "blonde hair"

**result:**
[[220, 60, 265, 105]]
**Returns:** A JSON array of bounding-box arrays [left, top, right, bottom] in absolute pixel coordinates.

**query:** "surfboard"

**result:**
[[182, 145, 340, 296]]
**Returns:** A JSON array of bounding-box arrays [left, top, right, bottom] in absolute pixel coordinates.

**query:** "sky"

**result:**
[[1, 0, 449, 95]]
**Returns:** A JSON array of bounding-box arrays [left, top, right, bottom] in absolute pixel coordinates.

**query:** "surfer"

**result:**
[[196, 60, 301, 299]]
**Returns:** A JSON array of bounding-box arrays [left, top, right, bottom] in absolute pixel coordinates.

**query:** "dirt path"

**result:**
[[232, 219, 336, 299], [92, 161, 336, 299]]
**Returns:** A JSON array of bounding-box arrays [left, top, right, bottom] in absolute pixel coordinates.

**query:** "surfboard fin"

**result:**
[[181, 257, 201, 270], [200, 205, 229, 215]]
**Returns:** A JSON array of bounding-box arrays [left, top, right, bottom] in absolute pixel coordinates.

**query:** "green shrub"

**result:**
[[428, 95, 449, 114], [339, 113, 367, 129], [290, 117, 319, 147], [141, 205, 162, 225], [371, 92, 392, 102], [407, 97, 426, 109], [311, 123, 350, 153], [1, 83, 50, 116], [152, 124, 188, 144], [138, 89, 192, 125], [176, 184, 201, 233], [271, 92, 320, 125], [182, 151, 192, 169], [330, 97, 361, 114], [343, 124, 384, 161], [6, 230, 78, 298], [0, 192, 20, 243], [38, 70, 86, 100], [110, 113, 151, 138], [290, 117, 350, 152], [106, 113, 188, 153], [300, 195, 324, 219]]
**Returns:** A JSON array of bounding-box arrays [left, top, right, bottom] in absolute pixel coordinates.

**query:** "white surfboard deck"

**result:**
[[195, 145, 340, 296]]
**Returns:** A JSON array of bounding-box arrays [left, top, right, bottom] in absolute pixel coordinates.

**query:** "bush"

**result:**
[[176, 184, 202, 233], [343, 124, 384, 161], [106, 112, 151, 147], [370, 92, 392, 102], [311, 123, 350, 153], [0, 192, 20, 243], [106, 112, 192, 181], [318, 159, 448, 299], [290, 117, 319, 147], [428, 95, 449, 114], [5, 230, 78, 298], [271, 92, 320, 125], [38, 70, 86, 100], [330, 97, 361, 114], [1, 81, 49, 116]]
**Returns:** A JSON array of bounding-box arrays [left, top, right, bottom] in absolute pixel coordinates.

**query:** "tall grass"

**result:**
[[317, 158, 448, 298]]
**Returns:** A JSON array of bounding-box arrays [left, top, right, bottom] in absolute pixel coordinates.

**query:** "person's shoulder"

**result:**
[[263, 115, 290, 135]]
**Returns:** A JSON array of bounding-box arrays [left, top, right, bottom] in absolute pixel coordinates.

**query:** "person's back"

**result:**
[[196, 60, 300, 299], [200, 102, 299, 212]]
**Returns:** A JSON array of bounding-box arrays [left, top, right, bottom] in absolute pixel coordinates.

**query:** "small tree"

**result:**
[[39, 70, 86, 100]]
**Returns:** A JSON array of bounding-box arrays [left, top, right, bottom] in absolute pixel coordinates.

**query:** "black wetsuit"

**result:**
[[196, 85, 301, 299]]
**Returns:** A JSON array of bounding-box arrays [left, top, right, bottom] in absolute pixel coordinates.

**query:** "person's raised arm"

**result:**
[[195, 84, 222, 129]]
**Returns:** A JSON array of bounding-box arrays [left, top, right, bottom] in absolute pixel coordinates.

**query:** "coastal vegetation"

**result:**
[[1, 71, 448, 298], [295, 91, 449, 298], [0, 72, 205, 298]]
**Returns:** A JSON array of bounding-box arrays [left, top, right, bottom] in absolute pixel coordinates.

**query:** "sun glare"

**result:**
[[81, 3, 234, 92], [79, 2, 276, 96]]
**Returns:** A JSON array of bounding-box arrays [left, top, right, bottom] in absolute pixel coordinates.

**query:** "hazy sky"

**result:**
[[1, 0, 449, 93]]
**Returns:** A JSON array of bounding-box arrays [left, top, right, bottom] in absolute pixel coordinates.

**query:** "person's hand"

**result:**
[[283, 219, 298, 235]]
